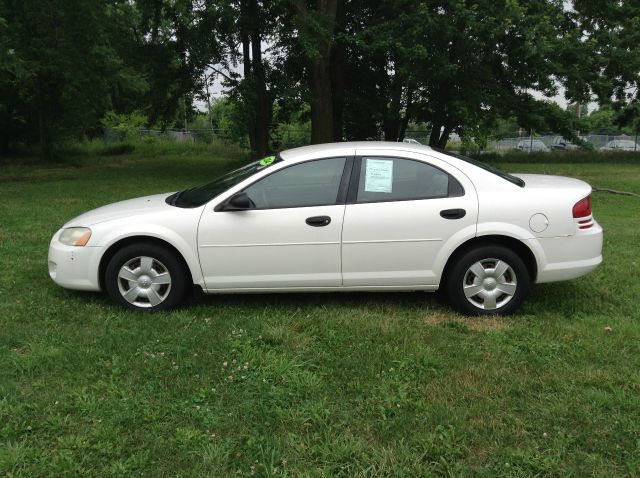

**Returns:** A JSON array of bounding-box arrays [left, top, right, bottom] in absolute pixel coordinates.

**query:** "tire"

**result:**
[[444, 245, 530, 316], [104, 242, 191, 311]]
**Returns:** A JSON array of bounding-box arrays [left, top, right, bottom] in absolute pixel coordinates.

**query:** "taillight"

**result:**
[[572, 195, 591, 218]]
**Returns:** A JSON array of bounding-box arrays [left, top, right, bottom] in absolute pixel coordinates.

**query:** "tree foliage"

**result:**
[[0, 0, 210, 159], [568, 1, 640, 129], [1, 0, 638, 158]]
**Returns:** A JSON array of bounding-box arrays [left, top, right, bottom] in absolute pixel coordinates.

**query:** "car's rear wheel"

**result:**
[[105, 243, 191, 311], [445, 245, 530, 316]]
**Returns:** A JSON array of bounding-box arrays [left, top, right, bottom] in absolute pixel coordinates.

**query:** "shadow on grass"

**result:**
[[57, 286, 447, 315], [55, 279, 612, 319], [190, 288, 442, 310], [524, 280, 614, 316]]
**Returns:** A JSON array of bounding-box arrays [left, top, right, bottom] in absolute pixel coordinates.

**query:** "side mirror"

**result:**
[[216, 191, 254, 211]]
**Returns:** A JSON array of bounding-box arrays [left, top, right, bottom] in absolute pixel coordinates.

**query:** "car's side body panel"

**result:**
[[341, 148, 479, 286], [197, 205, 346, 289], [341, 199, 475, 286], [93, 221, 206, 288], [51, 203, 207, 291]]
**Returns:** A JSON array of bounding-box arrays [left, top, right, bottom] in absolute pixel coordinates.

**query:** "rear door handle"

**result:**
[[305, 215, 331, 227], [440, 208, 466, 220]]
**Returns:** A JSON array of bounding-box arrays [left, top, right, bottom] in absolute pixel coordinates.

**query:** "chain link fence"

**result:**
[[103, 127, 238, 144], [103, 127, 640, 154], [488, 133, 640, 153]]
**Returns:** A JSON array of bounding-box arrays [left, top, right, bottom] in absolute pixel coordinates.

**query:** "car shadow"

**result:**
[[523, 280, 615, 316], [189, 287, 445, 311], [52, 281, 612, 318]]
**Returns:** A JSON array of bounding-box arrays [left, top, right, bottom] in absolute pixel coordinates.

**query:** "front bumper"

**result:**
[[48, 234, 103, 291]]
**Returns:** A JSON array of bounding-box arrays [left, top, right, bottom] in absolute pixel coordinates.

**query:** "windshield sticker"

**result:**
[[259, 155, 276, 166], [364, 159, 393, 193]]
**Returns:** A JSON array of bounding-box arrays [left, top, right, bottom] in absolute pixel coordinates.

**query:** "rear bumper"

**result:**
[[48, 235, 102, 291], [532, 222, 603, 283]]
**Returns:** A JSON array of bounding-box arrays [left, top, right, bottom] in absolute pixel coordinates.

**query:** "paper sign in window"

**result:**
[[364, 159, 393, 193]]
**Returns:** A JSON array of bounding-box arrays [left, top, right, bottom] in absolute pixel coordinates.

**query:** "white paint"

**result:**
[[48, 142, 603, 303]]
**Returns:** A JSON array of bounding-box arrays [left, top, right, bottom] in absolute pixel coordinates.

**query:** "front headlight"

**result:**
[[59, 227, 92, 246]]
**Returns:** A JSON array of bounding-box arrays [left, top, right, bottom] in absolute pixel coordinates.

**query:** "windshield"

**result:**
[[167, 155, 281, 208], [434, 149, 525, 187]]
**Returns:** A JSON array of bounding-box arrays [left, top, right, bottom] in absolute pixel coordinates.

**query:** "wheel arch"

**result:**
[[98, 236, 195, 290], [441, 235, 538, 285]]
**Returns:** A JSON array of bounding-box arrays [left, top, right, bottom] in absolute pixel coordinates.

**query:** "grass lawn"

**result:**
[[1, 145, 639, 476]]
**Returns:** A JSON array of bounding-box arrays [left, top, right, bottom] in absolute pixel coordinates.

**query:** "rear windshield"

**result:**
[[434, 149, 525, 187]]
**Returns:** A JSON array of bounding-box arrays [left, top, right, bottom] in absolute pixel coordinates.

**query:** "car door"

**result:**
[[197, 157, 350, 290], [341, 153, 478, 287]]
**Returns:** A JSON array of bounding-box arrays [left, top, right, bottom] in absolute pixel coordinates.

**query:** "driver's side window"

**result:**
[[244, 157, 346, 209]]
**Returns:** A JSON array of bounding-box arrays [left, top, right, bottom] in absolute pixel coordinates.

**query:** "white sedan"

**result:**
[[516, 139, 550, 152], [599, 139, 639, 152], [48, 142, 603, 315]]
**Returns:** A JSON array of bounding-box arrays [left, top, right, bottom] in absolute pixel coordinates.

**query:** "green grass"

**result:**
[[1, 145, 639, 477]]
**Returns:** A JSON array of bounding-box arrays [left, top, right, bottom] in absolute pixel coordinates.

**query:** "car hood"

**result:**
[[64, 193, 176, 227]]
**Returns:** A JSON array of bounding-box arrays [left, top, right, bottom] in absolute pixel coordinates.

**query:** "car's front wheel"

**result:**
[[444, 245, 530, 316], [104, 243, 191, 311]]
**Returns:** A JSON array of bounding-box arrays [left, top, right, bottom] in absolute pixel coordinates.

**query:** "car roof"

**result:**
[[279, 141, 434, 162], [277, 141, 526, 189]]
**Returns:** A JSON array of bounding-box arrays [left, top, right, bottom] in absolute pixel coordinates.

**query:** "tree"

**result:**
[[402, 0, 570, 147], [289, 0, 576, 148], [341, 0, 417, 142], [0, 0, 210, 159], [200, 0, 282, 157], [567, 1, 640, 130], [1, 0, 120, 159], [293, 0, 345, 143]]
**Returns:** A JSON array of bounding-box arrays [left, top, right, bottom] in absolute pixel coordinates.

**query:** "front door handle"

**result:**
[[440, 208, 466, 220], [305, 215, 331, 227]]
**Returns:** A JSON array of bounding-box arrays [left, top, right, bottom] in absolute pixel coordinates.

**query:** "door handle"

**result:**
[[305, 215, 331, 227], [440, 208, 466, 220]]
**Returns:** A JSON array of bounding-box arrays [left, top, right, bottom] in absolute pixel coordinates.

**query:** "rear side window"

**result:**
[[434, 148, 525, 187], [245, 157, 347, 209], [356, 157, 463, 203]]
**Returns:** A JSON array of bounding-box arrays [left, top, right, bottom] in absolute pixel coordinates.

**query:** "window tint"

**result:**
[[356, 157, 462, 203], [245, 157, 346, 209]]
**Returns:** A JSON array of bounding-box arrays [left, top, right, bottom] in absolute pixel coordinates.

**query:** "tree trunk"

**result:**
[[298, 0, 338, 144], [383, 75, 403, 141], [437, 119, 454, 149], [250, 15, 270, 157], [240, 23, 256, 154], [428, 119, 442, 147], [310, 53, 334, 144], [330, 0, 345, 142], [37, 79, 54, 162], [240, 0, 270, 157], [240, 0, 258, 155], [398, 88, 414, 141], [429, 114, 455, 149]]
